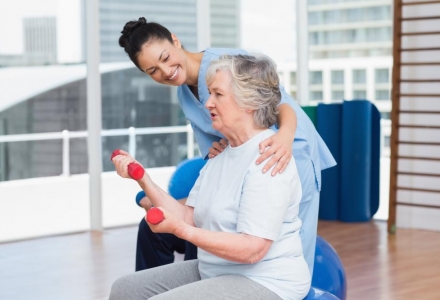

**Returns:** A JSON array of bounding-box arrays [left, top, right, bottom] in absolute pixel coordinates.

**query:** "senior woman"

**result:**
[[110, 55, 311, 300]]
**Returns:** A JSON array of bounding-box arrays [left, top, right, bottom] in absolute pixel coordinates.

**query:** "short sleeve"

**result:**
[[237, 167, 301, 241], [185, 162, 208, 208]]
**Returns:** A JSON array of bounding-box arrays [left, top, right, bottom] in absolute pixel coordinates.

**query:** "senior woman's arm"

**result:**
[[149, 209, 273, 264], [137, 174, 195, 226], [112, 150, 195, 225], [179, 226, 273, 264], [256, 103, 297, 176]]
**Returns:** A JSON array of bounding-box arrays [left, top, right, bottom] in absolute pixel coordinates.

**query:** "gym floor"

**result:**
[[0, 220, 439, 300]]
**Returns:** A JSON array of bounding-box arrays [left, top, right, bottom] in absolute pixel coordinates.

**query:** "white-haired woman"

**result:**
[[110, 55, 311, 300]]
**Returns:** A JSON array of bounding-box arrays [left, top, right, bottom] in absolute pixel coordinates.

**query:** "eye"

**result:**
[[164, 55, 170, 62], [149, 69, 157, 75], [216, 93, 222, 96]]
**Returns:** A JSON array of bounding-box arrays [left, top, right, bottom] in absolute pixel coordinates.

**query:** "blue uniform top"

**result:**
[[177, 48, 336, 192]]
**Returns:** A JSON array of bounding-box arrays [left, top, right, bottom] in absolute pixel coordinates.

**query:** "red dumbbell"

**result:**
[[146, 207, 164, 225], [110, 149, 145, 180]]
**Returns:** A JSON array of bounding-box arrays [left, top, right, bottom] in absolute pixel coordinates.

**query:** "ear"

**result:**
[[171, 33, 182, 49]]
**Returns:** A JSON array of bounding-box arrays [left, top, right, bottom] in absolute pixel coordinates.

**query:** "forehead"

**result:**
[[209, 70, 232, 89], [138, 39, 173, 64]]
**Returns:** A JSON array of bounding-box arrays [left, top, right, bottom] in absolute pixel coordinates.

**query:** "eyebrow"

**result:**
[[145, 50, 167, 72]]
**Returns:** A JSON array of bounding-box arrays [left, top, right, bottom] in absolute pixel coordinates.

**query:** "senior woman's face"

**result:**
[[206, 70, 246, 134]]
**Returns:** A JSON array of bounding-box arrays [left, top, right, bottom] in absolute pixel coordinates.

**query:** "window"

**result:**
[[375, 89, 390, 100], [310, 71, 323, 85], [353, 90, 367, 99], [375, 69, 389, 83], [332, 90, 344, 101], [331, 70, 344, 85], [381, 112, 391, 120], [310, 91, 323, 101], [353, 69, 366, 84]]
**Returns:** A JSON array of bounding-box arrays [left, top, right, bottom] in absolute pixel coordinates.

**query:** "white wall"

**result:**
[[0, 167, 175, 243]]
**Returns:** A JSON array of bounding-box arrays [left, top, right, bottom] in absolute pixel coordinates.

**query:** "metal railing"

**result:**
[[0, 124, 195, 177], [0, 120, 391, 179]]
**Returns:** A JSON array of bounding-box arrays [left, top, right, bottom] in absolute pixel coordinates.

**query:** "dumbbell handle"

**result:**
[[110, 149, 145, 180]]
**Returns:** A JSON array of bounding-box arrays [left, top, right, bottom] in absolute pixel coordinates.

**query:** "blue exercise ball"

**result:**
[[168, 157, 207, 199], [135, 190, 146, 207], [304, 287, 341, 300], [312, 236, 347, 300]]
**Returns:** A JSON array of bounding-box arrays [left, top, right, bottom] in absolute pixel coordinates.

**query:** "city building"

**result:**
[[0, 0, 241, 181], [0, 16, 58, 67], [100, 0, 241, 62], [279, 0, 392, 116]]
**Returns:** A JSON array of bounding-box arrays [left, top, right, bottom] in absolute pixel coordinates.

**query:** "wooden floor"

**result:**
[[1, 220, 439, 300]]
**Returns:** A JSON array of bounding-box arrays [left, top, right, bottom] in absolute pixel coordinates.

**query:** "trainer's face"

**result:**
[[137, 35, 187, 86]]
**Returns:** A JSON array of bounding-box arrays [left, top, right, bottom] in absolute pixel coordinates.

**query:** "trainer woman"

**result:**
[[110, 54, 311, 300], [119, 17, 336, 275]]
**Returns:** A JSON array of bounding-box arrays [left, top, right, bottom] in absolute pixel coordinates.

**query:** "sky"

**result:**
[[0, 0, 297, 64]]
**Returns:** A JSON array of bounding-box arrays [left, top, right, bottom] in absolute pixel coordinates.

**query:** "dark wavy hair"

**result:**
[[119, 17, 173, 71]]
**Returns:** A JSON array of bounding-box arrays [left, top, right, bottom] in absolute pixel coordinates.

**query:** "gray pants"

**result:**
[[109, 260, 282, 300]]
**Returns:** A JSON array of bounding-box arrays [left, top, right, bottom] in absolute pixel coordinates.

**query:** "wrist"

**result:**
[[278, 126, 294, 141], [176, 223, 192, 241]]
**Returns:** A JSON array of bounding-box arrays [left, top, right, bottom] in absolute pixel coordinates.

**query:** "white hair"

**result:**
[[205, 54, 281, 128]]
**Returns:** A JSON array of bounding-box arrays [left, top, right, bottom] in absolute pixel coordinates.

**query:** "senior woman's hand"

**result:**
[[111, 149, 145, 179], [146, 207, 187, 236], [256, 129, 293, 176]]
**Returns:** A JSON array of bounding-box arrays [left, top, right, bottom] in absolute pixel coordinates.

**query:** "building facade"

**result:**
[[280, 0, 392, 116]]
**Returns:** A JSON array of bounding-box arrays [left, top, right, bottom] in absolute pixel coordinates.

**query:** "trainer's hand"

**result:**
[[208, 139, 228, 159], [111, 150, 144, 179], [256, 130, 293, 176]]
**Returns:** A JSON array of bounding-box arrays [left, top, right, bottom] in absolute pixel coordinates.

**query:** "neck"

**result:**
[[184, 51, 204, 86], [225, 123, 266, 147]]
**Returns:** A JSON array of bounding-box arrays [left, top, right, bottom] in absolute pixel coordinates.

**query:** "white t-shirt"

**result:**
[[186, 129, 311, 300]]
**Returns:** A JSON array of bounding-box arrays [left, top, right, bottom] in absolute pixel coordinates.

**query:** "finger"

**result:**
[[270, 154, 289, 176], [219, 139, 228, 148], [119, 149, 130, 156], [256, 144, 277, 165], [212, 142, 224, 152], [118, 156, 135, 176], [279, 155, 292, 174], [258, 139, 272, 154], [209, 147, 222, 158], [262, 154, 281, 175]]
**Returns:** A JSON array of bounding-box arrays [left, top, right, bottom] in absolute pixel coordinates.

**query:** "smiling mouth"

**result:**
[[168, 67, 179, 81]]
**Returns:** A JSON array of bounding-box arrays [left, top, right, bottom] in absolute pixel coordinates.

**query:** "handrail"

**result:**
[[0, 124, 195, 177], [0, 121, 391, 178]]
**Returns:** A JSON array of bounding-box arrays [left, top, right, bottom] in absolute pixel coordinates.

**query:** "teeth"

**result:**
[[169, 68, 178, 80]]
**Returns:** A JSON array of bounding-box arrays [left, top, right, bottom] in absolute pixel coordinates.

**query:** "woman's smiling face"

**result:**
[[137, 36, 188, 86]]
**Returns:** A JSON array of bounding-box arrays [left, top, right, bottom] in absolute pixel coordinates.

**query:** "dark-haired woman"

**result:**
[[119, 17, 336, 277]]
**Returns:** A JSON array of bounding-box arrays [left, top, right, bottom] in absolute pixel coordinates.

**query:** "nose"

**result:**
[[160, 66, 172, 78], [205, 94, 214, 109]]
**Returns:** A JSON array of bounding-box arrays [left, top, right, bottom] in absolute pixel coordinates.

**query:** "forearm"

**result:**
[[138, 175, 188, 222], [178, 226, 271, 264], [277, 103, 297, 140]]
